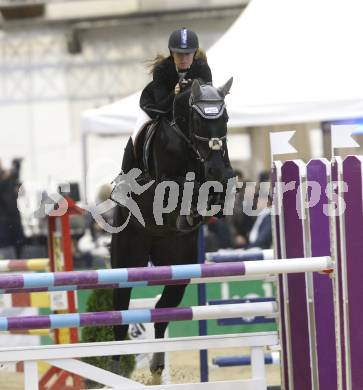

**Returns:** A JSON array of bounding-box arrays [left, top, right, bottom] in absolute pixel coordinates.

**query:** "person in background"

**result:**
[[246, 188, 272, 250], [0, 161, 7, 256], [204, 217, 232, 252], [228, 169, 255, 248], [78, 183, 113, 269], [0, 159, 25, 258], [244, 171, 272, 250]]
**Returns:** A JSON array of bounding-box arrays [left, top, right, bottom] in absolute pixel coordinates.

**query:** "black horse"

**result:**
[[110, 78, 234, 375]]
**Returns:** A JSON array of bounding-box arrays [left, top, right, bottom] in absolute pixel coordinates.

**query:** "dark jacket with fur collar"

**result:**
[[140, 55, 212, 119]]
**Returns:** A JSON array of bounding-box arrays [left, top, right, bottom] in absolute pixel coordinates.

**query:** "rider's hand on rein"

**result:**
[[175, 79, 192, 95]]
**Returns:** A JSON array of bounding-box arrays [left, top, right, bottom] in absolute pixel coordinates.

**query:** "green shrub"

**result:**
[[81, 289, 136, 388]]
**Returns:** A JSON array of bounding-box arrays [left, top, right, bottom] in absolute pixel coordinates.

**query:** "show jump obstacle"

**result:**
[[270, 156, 363, 390], [0, 197, 82, 388], [0, 156, 361, 390], [0, 258, 49, 272], [42, 197, 84, 389]]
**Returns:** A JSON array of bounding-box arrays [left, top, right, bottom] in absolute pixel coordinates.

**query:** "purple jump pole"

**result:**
[[332, 156, 345, 390], [280, 160, 314, 390], [0, 262, 246, 292], [0, 302, 277, 331], [272, 161, 289, 390], [0, 259, 330, 294], [307, 158, 338, 390], [340, 155, 363, 390]]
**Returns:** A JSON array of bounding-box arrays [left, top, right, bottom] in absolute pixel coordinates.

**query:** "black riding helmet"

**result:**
[[168, 27, 199, 53]]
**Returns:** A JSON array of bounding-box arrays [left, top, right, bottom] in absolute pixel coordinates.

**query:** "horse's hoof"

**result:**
[[149, 367, 164, 385], [150, 365, 164, 385], [150, 365, 164, 375], [150, 352, 165, 375]]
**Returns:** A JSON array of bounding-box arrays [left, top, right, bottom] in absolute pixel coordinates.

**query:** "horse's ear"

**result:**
[[191, 79, 202, 100], [218, 77, 233, 98]]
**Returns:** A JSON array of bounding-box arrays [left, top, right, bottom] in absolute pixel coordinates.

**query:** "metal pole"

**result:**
[[197, 227, 208, 382]]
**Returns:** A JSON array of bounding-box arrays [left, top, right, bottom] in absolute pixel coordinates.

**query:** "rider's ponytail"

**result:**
[[146, 48, 208, 74], [194, 48, 207, 62], [146, 54, 167, 74]]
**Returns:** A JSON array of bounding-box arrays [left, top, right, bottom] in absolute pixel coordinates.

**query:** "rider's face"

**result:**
[[172, 51, 195, 71]]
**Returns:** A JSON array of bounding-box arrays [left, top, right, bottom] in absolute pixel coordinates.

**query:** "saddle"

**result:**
[[133, 119, 160, 181]]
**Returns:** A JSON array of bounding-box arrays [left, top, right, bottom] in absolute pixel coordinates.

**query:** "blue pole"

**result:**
[[213, 353, 276, 367], [197, 227, 208, 382]]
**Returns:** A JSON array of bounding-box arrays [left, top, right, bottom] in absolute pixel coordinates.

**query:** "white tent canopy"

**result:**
[[81, 0, 363, 199], [81, 92, 140, 135], [207, 0, 363, 126], [81, 0, 363, 134]]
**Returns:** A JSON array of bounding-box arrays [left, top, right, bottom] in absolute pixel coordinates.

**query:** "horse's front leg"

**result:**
[[150, 284, 188, 374], [110, 287, 134, 374], [110, 206, 151, 374]]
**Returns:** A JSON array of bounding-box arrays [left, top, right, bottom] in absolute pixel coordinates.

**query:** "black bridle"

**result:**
[[170, 89, 227, 163]]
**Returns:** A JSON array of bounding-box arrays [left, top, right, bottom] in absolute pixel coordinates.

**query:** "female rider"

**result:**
[[139, 27, 212, 121], [122, 27, 213, 172]]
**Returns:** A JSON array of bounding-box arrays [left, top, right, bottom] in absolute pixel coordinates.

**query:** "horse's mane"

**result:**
[[173, 78, 211, 127], [173, 87, 191, 129]]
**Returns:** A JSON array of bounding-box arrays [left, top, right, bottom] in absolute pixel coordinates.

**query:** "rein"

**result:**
[[169, 120, 206, 162], [170, 88, 227, 163]]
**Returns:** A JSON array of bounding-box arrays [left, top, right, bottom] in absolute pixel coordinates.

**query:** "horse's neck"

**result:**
[[173, 90, 191, 132], [150, 119, 195, 180]]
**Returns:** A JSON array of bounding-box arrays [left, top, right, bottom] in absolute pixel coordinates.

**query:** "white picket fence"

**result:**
[[0, 332, 278, 390]]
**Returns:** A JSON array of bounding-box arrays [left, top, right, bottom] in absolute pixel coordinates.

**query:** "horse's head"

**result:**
[[174, 77, 233, 182]]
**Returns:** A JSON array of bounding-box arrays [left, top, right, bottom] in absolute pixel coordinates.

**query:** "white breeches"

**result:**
[[132, 108, 151, 144]]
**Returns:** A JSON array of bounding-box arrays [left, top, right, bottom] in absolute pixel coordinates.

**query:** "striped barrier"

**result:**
[[204, 156, 357, 389], [213, 351, 280, 367], [0, 257, 332, 293], [0, 259, 57, 377], [0, 259, 49, 272], [0, 302, 277, 331], [206, 249, 274, 263], [201, 250, 276, 379], [0, 156, 338, 390], [7, 155, 363, 390], [272, 158, 338, 390], [0, 275, 277, 295], [209, 298, 276, 325]]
